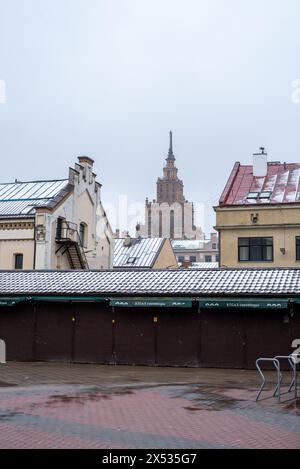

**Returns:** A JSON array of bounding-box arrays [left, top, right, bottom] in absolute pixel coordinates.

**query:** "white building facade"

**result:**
[[0, 156, 114, 270]]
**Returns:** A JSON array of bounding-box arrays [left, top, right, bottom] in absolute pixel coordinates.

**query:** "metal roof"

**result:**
[[114, 238, 165, 268], [172, 240, 205, 250], [0, 268, 300, 296], [0, 180, 69, 218], [189, 262, 219, 269], [219, 162, 300, 206]]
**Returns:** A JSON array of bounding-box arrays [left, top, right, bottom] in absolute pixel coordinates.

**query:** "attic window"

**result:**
[[126, 256, 137, 264], [247, 192, 259, 199], [259, 191, 272, 199]]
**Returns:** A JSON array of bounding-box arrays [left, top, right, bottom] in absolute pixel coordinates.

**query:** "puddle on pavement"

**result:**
[[32, 389, 136, 407], [169, 385, 244, 412], [0, 381, 17, 387], [0, 410, 23, 421], [283, 399, 300, 416], [183, 395, 239, 412]]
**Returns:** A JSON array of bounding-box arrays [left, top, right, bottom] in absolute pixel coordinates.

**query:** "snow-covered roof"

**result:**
[[172, 240, 204, 250], [0, 268, 300, 296], [219, 162, 300, 206], [0, 179, 70, 218], [114, 238, 166, 268], [189, 262, 219, 269]]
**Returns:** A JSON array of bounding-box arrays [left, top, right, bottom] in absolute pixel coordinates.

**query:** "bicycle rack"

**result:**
[[274, 355, 297, 401], [256, 354, 299, 403], [255, 358, 281, 402]]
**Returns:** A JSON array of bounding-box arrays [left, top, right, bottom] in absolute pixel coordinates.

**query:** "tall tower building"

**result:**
[[136, 132, 202, 240]]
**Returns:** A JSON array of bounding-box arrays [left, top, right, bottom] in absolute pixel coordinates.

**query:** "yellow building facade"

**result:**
[[215, 204, 300, 268], [215, 151, 300, 268]]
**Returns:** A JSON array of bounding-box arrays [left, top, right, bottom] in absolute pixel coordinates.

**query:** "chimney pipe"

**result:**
[[253, 147, 267, 177]]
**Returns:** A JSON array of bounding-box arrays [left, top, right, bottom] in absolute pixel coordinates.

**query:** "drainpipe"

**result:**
[[33, 225, 37, 270]]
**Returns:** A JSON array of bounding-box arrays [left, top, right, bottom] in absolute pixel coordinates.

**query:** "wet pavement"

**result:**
[[0, 362, 299, 449]]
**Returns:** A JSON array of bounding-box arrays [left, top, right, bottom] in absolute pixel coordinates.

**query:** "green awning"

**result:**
[[31, 296, 109, 303], [199, 298, 289, 309], [0, 297, 31, 307], [110, 298, 193, 308], [0, 296, 108, 306]]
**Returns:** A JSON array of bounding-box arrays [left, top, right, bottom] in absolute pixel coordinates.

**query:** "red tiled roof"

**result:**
[[219, 162, 300, 206]]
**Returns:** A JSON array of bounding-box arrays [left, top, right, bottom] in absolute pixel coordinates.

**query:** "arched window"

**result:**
[[170, 210, 174, 239], [147, 209, 152, 237], [159, 211, 163, 237]]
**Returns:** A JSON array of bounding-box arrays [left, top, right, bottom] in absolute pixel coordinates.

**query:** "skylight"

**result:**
[[247, 192, 259, 199], [126, 257, 137, 264], [259, 191, 272, 199]]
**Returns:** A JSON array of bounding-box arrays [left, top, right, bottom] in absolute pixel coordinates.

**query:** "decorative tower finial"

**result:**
[[167, 130, 175, 160]]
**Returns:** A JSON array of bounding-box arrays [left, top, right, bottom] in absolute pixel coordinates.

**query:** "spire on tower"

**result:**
[[166, 130, 175, 160]]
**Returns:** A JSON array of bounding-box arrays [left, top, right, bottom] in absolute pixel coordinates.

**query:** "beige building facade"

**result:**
[[0, 157, 114, 270], [215, 149, 300, 268]]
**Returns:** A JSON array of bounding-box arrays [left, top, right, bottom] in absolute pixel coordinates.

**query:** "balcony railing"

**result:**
[[55, 220, 88, 269]]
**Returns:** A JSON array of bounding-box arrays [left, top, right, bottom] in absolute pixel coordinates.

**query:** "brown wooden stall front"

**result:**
[[200, 308, 245, 368], [156, 308, 199, 367], [0, 302, 35, 361], [114, 307, 155, 365], [35, 302, 74, 362], [74, 302, 113, 364], [0, 296, 296, 368], [245, 309, 293, 369]]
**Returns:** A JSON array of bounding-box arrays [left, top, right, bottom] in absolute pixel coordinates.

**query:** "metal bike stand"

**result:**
[[274, 355, 297, 401], [255, 358, 281, 403]]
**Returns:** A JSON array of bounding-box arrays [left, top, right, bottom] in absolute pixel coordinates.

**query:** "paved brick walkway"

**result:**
[[0, 363, 299, 449]]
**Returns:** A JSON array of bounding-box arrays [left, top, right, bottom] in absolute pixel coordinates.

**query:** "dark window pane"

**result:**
[[296, 237, 300, 260], [250, 245, 262, 261], [238, 238, 249, 246], [14, 254, 23, 270]]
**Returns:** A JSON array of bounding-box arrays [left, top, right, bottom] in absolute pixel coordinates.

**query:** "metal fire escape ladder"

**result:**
[[55, 221, 89, 270]]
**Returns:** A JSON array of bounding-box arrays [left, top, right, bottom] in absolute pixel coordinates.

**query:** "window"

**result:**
[[216, 255, 220, 262], [296, 237, 300, 260], [14, 254, 23, 270], [79, 223, 86, 247], [56, 217, 64, 239], [205, 255, 212, 262], [190, 256, 197, 263], [238, 237, 273, 262], [178, 256, 185, 263], [126, 256, 137, 264], [147, 209, 152, 237], [159, 211, 162, 237], [247, 192, 259, 199], [170, 210, 174, 239], [259, 191, 272, 200], [212, 243, 217, 249]]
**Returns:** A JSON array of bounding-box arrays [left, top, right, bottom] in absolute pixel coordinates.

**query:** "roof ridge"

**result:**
[[0, 178, 68, 186]]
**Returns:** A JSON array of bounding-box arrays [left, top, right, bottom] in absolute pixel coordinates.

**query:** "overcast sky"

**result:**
[[1, 0, 300, 235]]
